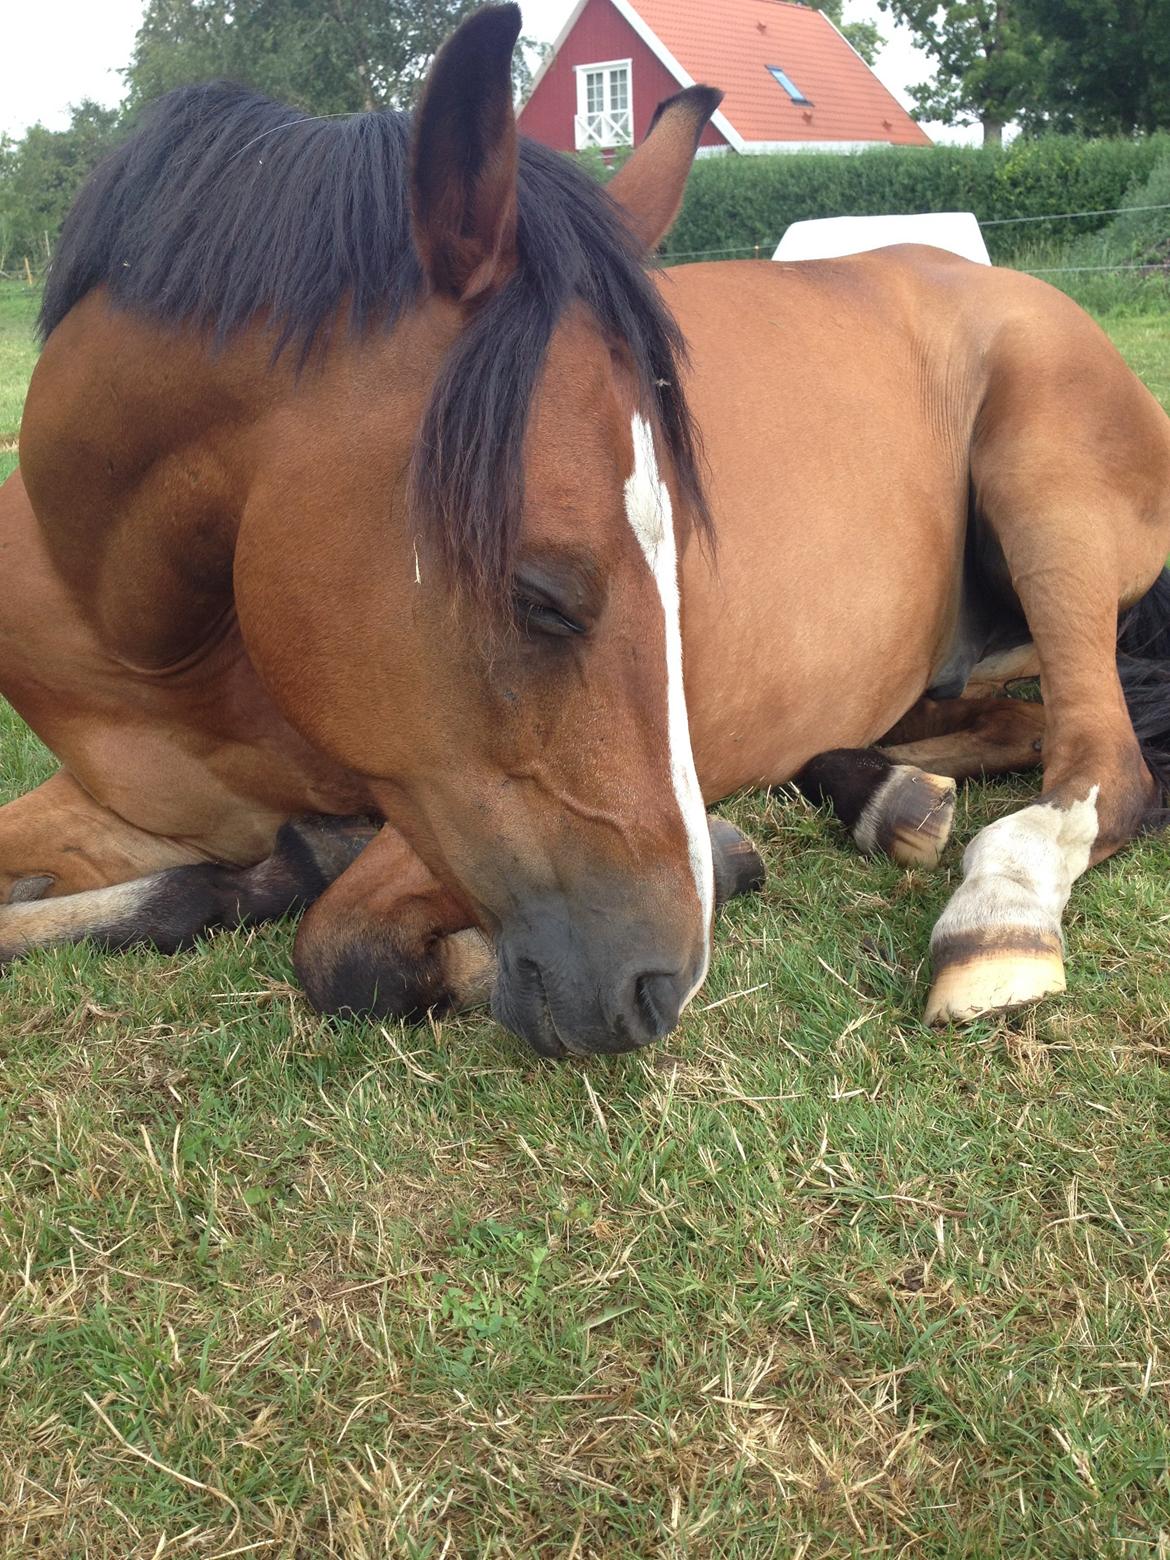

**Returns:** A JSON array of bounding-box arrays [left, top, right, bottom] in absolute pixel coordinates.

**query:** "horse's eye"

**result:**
[[515, 595, 585, 639]]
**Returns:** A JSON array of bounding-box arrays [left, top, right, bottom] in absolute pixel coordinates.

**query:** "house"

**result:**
[[518, 0, 932, 156]]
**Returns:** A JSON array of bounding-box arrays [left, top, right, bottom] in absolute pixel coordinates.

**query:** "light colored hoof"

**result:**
[[441, 928, 497, 1009], [924, 943, 1066, 1025], [857, 767, 957, 869]]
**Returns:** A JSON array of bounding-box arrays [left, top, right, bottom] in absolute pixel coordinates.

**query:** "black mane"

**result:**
[[41, 83, 711, 597]]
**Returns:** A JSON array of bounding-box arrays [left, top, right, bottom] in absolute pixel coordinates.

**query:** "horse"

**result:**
[[3, 4, 1169, 1058]]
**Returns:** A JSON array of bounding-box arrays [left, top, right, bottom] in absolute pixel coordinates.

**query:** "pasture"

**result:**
[[2, 276, 1169, 1557]]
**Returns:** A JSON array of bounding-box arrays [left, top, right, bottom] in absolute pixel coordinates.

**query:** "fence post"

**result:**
[[23, 256, 34, 288]]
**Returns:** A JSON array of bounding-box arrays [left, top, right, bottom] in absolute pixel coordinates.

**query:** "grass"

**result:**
[[2, 277, 1170, 1557], [0, 283, 38, 481]]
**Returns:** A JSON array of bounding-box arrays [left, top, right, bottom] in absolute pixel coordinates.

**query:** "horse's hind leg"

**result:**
[[925, 642, 1154, 1022], [0, 792, 376, 965], [795, 751, 959, 868], [795, 697, 1047, 870], [0, 771, 203, 903], [879, 695, 1046, 779]]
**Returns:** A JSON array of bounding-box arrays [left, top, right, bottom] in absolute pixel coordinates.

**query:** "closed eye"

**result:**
[[514, 594, 586, 639]]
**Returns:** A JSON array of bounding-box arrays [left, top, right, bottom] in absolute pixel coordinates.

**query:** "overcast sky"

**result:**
[[3, 0, 976, 144]]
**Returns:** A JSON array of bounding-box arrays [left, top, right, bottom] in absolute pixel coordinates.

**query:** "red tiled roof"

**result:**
[[632, 0, 931, 146]]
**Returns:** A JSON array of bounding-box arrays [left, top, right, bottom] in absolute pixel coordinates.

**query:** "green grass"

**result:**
[[3, 278, 1170, 1557], [0, 282, 38, 483]]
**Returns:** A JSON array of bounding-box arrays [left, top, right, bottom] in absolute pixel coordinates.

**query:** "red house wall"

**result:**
[[518, 0, 727, 153]]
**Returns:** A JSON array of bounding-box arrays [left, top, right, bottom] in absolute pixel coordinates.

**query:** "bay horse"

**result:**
[[2, 5, 1169, 1056]]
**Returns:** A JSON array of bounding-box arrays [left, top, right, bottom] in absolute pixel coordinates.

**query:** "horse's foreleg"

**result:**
[[293, 823, 495, 1022], [0, 770, 204, 903], [925, 544, 1165, 1025], [0, 792, 376, 964]]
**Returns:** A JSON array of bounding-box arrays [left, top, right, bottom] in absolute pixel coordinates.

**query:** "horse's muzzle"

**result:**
[[489, 818, 764, 1058], [491, 930, 696, 1057]]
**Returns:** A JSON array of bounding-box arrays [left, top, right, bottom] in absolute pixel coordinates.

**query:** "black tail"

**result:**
[[1118, 565, 1170, 802]]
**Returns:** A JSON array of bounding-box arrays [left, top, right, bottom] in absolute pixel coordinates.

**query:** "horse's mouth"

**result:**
[[492, 948, 671, 1060], [526, 961, 577, 1060], [491, 951, 571, 1059]]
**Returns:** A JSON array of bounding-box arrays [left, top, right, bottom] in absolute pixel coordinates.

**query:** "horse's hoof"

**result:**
[[438, 927, 497, 1009], [295, 918, 494, 1023], [858, 766, 956, 869], [924, 939, 1066, 1025], [709, 817, 766, 908]]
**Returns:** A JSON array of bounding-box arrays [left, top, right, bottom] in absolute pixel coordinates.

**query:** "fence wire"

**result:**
[[660, 198, 1170, 267], [6, 202, 1169, 281], [980, 201, 1170, 225]]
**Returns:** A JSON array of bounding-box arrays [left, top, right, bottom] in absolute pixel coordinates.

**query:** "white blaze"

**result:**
[[623, 413, 715, 1001]]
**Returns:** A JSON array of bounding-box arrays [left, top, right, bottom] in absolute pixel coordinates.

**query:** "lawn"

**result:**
[[2, 277, 1170, 1558], [0, 283, 38, 482]]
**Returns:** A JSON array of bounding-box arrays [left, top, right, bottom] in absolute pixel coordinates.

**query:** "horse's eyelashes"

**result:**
[[515, 596, 586, 640]]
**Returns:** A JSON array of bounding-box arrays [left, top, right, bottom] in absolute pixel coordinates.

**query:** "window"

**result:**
[[767, 65, 812, 106], [574, 60, 633, 150]]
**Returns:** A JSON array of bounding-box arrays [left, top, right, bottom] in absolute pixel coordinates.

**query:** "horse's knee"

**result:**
[[0, 770, 202, 897], [293, 894, 494, 1022]]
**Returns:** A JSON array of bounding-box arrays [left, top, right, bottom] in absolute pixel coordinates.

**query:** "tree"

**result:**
[[875, 0, 1042, 144], [0, 101, 125, 268], [0, 3, 545, 269], [124, 0, 538, 114], [814, 0, 884, 65], [1019, 0, 1170, 135]]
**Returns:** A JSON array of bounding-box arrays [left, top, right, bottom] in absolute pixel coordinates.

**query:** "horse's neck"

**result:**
[[23, 295, 294, 669]]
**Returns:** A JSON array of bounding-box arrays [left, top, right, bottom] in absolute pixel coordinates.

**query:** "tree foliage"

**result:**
[[0, 0, 546, 269], [0, 102, 125, 267], [878, 0, 1170, 141], [123, 0, 536, 114], [811, 0, 884, 66], [1020, 0, 1170, 136], [875, 1, 1040, 144]]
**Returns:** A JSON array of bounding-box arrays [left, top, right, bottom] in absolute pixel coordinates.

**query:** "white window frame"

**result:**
[[573, 58, 633, 151]]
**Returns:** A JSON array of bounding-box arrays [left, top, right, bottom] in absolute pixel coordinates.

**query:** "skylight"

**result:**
[[767, 65, 812, 106]]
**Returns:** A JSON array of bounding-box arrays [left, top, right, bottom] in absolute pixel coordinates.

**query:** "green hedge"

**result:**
[[654, 136, 1170, 265], [1083, 152, 1170, 267]]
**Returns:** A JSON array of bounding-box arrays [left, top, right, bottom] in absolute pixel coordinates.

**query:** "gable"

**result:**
[[520, 0, 931, 154], [518, 0, 728, 154]]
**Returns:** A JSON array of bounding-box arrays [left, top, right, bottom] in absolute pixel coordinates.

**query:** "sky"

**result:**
[[1, 0, 977, 145]]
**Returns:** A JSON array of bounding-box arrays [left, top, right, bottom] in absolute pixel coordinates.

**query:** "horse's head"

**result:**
[[270, 8, 734, 1055]]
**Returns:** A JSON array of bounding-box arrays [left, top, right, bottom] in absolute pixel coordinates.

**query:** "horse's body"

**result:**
[[3, 6, 1170, 1052]]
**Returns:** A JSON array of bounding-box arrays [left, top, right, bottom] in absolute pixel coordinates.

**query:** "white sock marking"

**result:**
[[0, 877, 152, 954], [624, 414, 714, 1002], [931, 787, 1100, 952]]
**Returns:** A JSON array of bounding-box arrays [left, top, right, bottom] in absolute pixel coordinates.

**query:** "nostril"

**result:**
[[633, 971, 681, 1043]]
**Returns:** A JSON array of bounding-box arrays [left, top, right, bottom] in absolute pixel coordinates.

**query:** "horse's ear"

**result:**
[[411, 4, 521, 302], [607, 86, 723, 251]]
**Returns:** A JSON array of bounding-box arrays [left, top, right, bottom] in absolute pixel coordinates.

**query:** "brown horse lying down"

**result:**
[[3, 6, 1169, 1056]]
